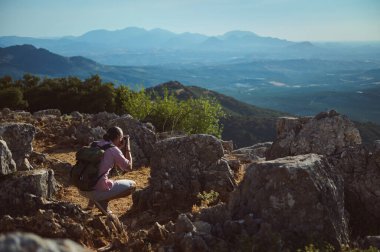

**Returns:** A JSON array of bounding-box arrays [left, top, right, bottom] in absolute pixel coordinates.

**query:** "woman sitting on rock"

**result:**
[[81, 126, 136, 213]]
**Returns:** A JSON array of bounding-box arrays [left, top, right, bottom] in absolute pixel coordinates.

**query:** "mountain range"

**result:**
[[3, 27, 379, 66], [1, 44, 380, 125], [0, 43, 379, 147]]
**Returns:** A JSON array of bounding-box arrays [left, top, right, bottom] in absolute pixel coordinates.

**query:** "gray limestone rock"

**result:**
[[0, 123, 36, 170], [329, 145, 380, 236], [266, 110, 361, 160], [133, 134, 235, 211], [0, 232, 91, 252], [33, 109, 61, 118], [232, 142, 272, 162], [0, 169, 57, 215], [229, 153, 349, 250], [0, 140, 16, 176]]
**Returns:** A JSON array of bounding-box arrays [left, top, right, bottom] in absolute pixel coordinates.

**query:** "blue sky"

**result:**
[[0, 0, 379, 41]]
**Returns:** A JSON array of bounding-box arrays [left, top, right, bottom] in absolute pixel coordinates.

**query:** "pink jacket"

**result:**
[[94, 140, 130, 191]]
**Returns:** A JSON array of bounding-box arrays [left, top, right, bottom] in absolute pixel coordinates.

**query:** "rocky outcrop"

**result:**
[[71, 125, 106, 145], [0, 123, 36, 170], [229, 154, 349, 250], [133, 134, 235, 212], [0, 194, 126, 249], [110, 115, 157, 168], [33, 109, 62, 118], [265, 110, 380, 237], [328, 145, 380, 236], [266, 110, 361, 160], [0, 140, 16, 176], [232, 142, 272, 162], [90, 111, 119, 128], [0, 169, 57, 215], [0, 232, 91, 252]]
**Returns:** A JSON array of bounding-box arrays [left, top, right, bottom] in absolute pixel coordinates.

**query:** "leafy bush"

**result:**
[[0, 87, 27, 110]]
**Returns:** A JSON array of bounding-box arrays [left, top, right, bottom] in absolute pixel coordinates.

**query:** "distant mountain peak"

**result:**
[[221, 30, 259, 39], [155, 80, 185, 89]]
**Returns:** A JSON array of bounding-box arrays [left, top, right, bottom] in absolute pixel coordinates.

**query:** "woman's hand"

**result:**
[[124, 135, 131, 151]]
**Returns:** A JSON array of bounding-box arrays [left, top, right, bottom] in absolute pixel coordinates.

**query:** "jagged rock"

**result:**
[[0, 140, 16, 176], [0, 194, 124, 249], [232, 142, 272, 162], [1, 108, 11, 117], [176, 214, 196, 234], [147, 222, 170, 242], [110, 115, 157, 168], [91, 111, 119, 128], [178, 233, 209, 252], [266, 111, 361, 160], [221, 140, 233, 154], [0, 169, 57, 215], [229, 154, 349, 250], [73, 125, 106, 145], [198, 203, 231, 225], [133, 135, 235, 212], [329, 145, 380, 236], [226, 159, 240, 173], [33, 109, 61, 118], [70, 111, 83, 120], [0, 123, 36, 170], [0, 232, 91, 252], [193, 221, 212, 235]]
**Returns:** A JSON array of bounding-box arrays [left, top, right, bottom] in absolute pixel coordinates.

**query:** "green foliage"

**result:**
[[115, 86, 153, 119], [146, 89, 225, 137], [0, 87, 28, 110], [115, 86, 224, 137], [0, 74, 224, 137], [196, 190, 220, 207]]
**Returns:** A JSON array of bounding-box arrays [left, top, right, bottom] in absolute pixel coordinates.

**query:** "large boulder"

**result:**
[[0, 123, 36, 170], [266, 110, 361, 160], [110, 115, 157, 168], [0, 140, 16, 176], [0, 232, 91, 252], [329, 145, 380, 236], [133, 134, 235, 212], [0, 169, 57, 215], [229, 154, 349, 250]]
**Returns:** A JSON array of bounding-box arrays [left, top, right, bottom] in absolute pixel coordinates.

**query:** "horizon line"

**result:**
[[1, 26, 380, 44]]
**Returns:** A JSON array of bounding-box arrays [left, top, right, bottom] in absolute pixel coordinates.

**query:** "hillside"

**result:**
[[0, 44, 157, 84], [148, 81, 380, 147], [147, 81, 286, 118], [146, 81, 287, 147]]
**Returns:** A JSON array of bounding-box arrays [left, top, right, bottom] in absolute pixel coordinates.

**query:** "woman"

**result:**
[[81, 126, 136, 213]]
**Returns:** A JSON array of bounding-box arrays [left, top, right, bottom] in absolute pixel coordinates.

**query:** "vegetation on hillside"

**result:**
[[1, 74, 380, 147], [0, 74, 225, 137]]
